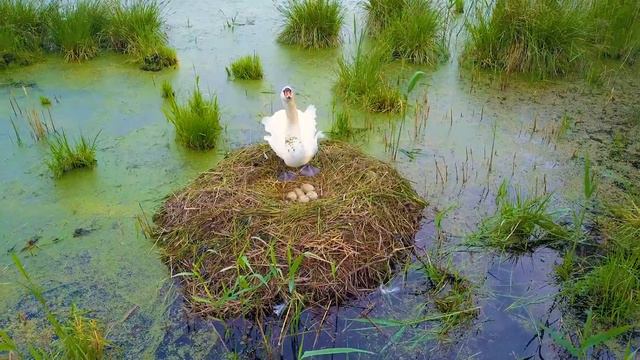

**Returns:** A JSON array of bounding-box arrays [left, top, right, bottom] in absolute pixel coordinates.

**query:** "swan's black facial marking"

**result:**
[[283, 87, 293, 100]]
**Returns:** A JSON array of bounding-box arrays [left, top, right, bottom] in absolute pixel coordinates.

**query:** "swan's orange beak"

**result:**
[[283, 88, 292, 100]]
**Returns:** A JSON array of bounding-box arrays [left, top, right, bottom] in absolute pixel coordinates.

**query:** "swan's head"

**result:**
[[280, 85, 294, 105]]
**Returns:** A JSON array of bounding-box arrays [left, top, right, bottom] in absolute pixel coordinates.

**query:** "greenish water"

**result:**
[[1, 1, 636, 359]]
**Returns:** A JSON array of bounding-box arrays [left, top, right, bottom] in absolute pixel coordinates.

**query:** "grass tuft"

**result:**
[[47, 131, 98, 178], [465, 0, 593, 79], [277, 0, 344, 49], [161, 80, 174, 99], [452, 0, 463, 14], [468, 183, 569, 254], [379, 0, 448, 65], [163, 78, 221, 150], [51, 0, 109, 62], [363, 0, 406, 34], [329, 110, 353, 139], [589, 0, 640, 62], [228, 54, 263, 80], [39, 95, 51, 106], [335, 42, 403, 113]]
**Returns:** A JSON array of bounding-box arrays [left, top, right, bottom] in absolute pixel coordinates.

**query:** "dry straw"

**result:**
[[153, 141, 426, 318]]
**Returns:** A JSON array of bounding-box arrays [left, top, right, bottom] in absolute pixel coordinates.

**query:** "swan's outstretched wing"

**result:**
[[299, 105, 323, 142], [262, 110, 290, 160]]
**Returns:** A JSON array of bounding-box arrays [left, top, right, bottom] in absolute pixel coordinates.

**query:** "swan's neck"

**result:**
[[285, 100, 299, 124]]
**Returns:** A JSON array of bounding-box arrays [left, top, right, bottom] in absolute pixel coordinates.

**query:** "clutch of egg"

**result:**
[[286, 183, 319, 203]]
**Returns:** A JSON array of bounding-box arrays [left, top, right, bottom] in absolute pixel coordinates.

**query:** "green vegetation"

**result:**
[[465, 0, 592, 79], [47, 132, 99, 178], [329, 110, 353, 139], [39, 95, 51, 106], [335, 42, 403, 113], [0, 255, 108, 359], [379, 0, 448, 65], [468, 182, 569, 253], [589, 0, 640, 61], [363, 0, 406, 34], [161, 80, 174, 99], [0, 0, 176, 70], [277, 0, 344, 49], [452, 0, 463, 14], [228, 54, 263, 80], [163, 79, 221, 150]]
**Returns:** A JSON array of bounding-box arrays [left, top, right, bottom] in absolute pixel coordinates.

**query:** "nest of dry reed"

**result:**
[[153, 141, 426, 318]]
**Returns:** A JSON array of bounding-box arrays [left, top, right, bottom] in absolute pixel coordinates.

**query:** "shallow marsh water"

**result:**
[[1, 1, 638, 359]]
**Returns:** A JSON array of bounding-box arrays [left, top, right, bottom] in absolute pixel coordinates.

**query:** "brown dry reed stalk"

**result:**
[[153, 141, 426, 319]]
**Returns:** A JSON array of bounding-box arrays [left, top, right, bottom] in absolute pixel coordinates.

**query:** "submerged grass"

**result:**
[[465, 0, 593, 79], [379, 0, 448, 65], [0, 0, 176, 70], [0, 255, 108, 359], [228, 54, 263, 80], [468, 182, 569, 254], [47, 131, 99, 178], [163, 79, 221, 150], [277, 0, 344, 49], [152, 141, 426, 318]]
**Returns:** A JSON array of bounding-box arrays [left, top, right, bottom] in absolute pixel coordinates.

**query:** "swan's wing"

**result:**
[[262, 110, 290, 160], [299, 105, 322, 158]]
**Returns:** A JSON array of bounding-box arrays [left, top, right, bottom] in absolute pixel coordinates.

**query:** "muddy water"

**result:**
[[1, 1, 636, 359]]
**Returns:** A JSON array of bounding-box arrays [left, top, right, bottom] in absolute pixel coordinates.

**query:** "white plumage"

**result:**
[[262, 86, 323, 168]]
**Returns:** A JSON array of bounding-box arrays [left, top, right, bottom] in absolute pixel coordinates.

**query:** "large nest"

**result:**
[[153, 141, 426, 318]]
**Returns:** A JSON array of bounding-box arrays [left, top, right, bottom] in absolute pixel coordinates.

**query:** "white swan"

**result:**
[[262, 86, 323, 181]]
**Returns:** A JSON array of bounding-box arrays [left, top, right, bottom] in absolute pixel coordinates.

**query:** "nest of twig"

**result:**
[[153, 141, 426, 318]]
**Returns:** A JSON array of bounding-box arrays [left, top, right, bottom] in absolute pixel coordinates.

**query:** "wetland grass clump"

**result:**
[[0, 0, 176, 70], [152, 141, 426, 319], [277, 0, 344, 49], [39, 96, 51, 106], [363, 0, 406, 34], [161, 80, 174, 99], [588, 0, 640, 62], [163, 80, 221, 150], [329, 110, 353, 139], [468, 183, 569, 254], [465, 0, 592, 79], [379, 0, 448, 65], [335, 46, 403, 113], [47, 132, 98, 178], [228, 54, 263, 80]]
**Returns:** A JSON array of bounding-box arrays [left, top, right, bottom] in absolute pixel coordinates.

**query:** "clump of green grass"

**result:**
[[588, 0, 640, 62], [228, 54, 263, 80], [452, 0, 463, 14], [0, 0, 51, 67], [161, 80, 174, 99], [277, 0, 344, 49], [363, 0, 406, 34], [47, 132, 98, 178], [467, 182, 570, 254], [335, 42, 403, 113], [39, 95, 51, 106], [1, 255, 109, 359], [50, 1, 109, 62], [379, 0, 448, 65], [163, 79, 221, 150], [465, 0, 593, 79], [329, 110, 353, 139]]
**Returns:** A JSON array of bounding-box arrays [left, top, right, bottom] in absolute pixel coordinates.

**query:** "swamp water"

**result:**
[[1, 0, 638, 359]]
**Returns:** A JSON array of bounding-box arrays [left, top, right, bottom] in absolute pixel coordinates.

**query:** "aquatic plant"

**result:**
[[228, 54, 263, 80], [0, 254, 108, 359], [152, 141, 426, 319], [329, 110, 353, 139], [277, 0, 344, 49], [363, 0, 406, 34], [465, 0, 593, 79], [47, 131, 98, 178], [39, 96, 51, 106], [335, 39, 403, 113], [50, 1, 109, 62], [544, 311, 631, 359], [379, 0, 448, 65], [468, 182, 569, 254], [161, 80, 174, 99], [0, 0, 51, 67], [163, 79, 221, 150], [452, 0, 463, 14], [588, 0, 640, 62]]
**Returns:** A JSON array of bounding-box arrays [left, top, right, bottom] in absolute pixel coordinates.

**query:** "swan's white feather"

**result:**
[[262, 104, 322, 168]]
